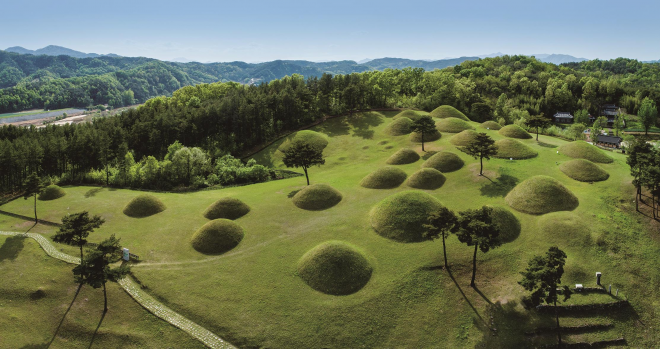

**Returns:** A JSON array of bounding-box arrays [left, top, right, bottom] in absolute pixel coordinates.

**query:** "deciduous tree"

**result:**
[[639, 97, 658, 136], [282, 140, 325, 185], [462, 133, 498, 176], [53, 211, 105, 261], [519, 247, 571, 347], [73, 234, 129, 312], [423, 207, 459, 269], [456, 206, 501, 287], [22, 172, 45, 223], [411, 115, 437, 151], [525, 114, 550, 141]]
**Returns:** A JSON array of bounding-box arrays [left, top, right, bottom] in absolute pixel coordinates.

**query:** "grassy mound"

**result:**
[[384, 117, 413, 136], [406, 168, 446, 190], [505, 176, 579, 215], [297, 241, 373, 295], [421, 151, 464, 173], [538, 212, 592, 246], [360, 166, 408, 189], [410, 129, 441, 142], [123, 194, 166, 217], [560, 159, 610, 182], [493, 139, 538, 159], [498, 124, 532, 139], [429, 105, 470, 121], [191, 219, 244, 255], [449, 130, 479, 146], [489, 206, 521, 243], [393, 110, 425, 121], [292, 184, 342, 210], [278, 130, 329, 152], [481, 120, 502, 130], [386, 148, 421, 165], [38, 185, 66, 201], [370, 191, 445, 242], [558, 141, 613, 164], [436, 117, 474, 133], [203, 197, 251, 220]]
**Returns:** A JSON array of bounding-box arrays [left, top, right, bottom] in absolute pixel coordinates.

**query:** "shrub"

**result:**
[[370, 191, 445, 242], [191, 219, 244, 254], [292, 184, 343, 210], [429, 105, 470, 121], [297, 241, 373, 295], [38, 185, 66, 200], [386, 149, 421, 165], [203, 197, 251, 220], [406, 168, 446, 190], [421, 152, 464, 172], [360, 166, 408, 189], [558, 141, 613, 164], [436, 117, 474, 133], [499, 124, 533, 139], [493, 139, 538, 159], [123, 194, 166, 217], [505, 176, 579, 215], [559, 159, 609, 182], [384, 117, 413, 136], [449, 130, 479, 146]]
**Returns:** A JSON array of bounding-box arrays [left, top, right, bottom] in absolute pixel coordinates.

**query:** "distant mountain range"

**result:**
[[7, 45, 593, 67], [5, 45, 120, 59]]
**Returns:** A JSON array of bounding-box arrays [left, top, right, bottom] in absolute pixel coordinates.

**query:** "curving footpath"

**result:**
[[0, 231, 236, 349]]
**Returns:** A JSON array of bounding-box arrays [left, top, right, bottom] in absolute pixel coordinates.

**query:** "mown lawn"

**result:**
[[1, 110, 659, 347], [0, 235, 204, 348]]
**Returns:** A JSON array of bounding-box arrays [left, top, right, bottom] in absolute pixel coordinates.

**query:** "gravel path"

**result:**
[[0, 230, 235, 349]]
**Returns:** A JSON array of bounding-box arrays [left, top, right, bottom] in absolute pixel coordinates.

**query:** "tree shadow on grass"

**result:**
[[446, 267, 488, 326], [48, 284, 83, 348], [287, 190, 301, 198], [84, 188, 105, 198], [422, 151, 438, 160], [0, 235, 26, 262], [537, 141, 558, 148], [347, 112, 384, 140], [318, 119, 351, 137], [88, 310, 107, 349], [480, 174, 519, 197]]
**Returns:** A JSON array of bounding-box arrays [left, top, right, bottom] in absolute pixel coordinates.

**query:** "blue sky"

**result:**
[[2, 0, 658, 62]]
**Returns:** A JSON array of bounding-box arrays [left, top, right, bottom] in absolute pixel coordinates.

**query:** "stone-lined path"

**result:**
[[0, 231, 236, 349]]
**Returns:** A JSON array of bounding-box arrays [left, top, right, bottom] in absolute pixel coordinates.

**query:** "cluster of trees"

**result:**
[[53, 211, 128, 313], [0, 119, 273, 194], [627, 139, 660, 216], [4, 56, 660, 193], [423, 206, 571, 346], [74, 141, 271, 190]]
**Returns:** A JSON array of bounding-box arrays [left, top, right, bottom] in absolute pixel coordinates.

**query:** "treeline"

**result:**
[[3, 55, 660, 194]]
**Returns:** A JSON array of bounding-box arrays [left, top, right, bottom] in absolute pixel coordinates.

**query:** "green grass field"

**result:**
[[1, 110, 659, 347], [0, 235, 204, 348]]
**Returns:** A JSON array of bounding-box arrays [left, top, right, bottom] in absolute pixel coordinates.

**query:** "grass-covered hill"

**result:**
[[1, 111, 658, 348]]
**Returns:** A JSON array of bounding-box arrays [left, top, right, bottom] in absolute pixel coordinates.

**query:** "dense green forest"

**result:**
[[0, 50, 482, 113], [2, 55, 660, 194]]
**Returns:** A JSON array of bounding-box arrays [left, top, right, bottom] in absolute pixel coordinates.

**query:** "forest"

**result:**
[[1, 55, 660, 194]]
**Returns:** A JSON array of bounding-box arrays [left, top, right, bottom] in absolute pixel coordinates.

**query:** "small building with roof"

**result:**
[[594, 134, 622, 148], [553, 112, 574, 124]]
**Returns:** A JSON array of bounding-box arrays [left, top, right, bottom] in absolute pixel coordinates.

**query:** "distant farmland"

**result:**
[[0, 108, 86, 124]]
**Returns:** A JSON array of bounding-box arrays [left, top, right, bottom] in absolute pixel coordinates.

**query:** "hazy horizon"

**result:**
[[2, 0, 658, 63]]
